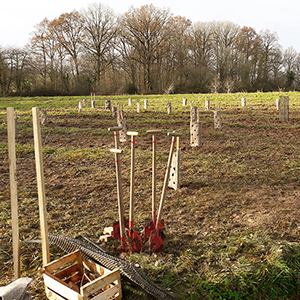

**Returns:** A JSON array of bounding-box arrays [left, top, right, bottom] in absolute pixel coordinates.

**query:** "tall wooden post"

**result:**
[[32, 107, 50, 266], [7, 107, 20, 279]]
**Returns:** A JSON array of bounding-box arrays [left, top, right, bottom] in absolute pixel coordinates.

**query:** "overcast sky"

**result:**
[[1, 0, 299, 52]]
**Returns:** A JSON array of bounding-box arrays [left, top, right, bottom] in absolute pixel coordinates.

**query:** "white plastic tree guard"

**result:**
[[105, 99, 111, 111], [214, 110, 222, 129], [168, 134, 182, 190], [279, 95, 289, 121], [241, 97, 246, 107]]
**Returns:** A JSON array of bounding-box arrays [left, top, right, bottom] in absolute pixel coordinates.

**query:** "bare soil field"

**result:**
[[0, 95, 300, 299]]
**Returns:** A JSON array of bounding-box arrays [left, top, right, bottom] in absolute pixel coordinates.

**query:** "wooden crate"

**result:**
[[42, 250, 122, 300]]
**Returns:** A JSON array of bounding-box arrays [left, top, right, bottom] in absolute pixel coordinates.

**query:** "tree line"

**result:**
[[0, 3, 300, 96]]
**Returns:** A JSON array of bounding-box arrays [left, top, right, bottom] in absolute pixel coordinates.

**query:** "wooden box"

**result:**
[[42, 250, 122, 300]]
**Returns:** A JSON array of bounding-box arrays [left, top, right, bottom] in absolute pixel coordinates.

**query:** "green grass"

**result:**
[[1, 92, 300, 299]]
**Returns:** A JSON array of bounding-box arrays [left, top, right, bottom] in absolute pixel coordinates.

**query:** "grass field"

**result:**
[[0, 92, 300, 299]]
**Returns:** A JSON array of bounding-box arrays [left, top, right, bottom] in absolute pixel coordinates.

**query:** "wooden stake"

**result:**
[[32, 107, 50, 266], [7, 107, 20, 279]]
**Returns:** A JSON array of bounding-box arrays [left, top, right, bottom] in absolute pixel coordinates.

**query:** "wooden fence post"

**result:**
[[32, 107, 50, 266], [7, 107, 21, 279]]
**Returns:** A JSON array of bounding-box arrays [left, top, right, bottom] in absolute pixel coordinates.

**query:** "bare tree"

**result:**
[[212, 21, 240, 86], [0, 46, 9, 95], [283, 46, 297, 89], [120, 4, 172, 93], [5, 47, 31, 93], [30, 18, 60, 89], [80, 3, 119, 93], [210, 75, 221, 93], [189, 21, 214, 91], [49, 11, 84, 80], [161, 15, 191, 92], [236, 26, 262, 90], [257, 29, 281, 89]]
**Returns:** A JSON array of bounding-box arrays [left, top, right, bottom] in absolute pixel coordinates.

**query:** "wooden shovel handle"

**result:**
[[108, 127, 122, 149], [108, 126, 122, 131], [129, 134, 137, 227], [167, 132, 182, 137], [127, 131, 139, 136], [155, 136, 176, 224], [147, 130, 162, 135], [110, 149, 123, 154], [112, 151, 125, 239]]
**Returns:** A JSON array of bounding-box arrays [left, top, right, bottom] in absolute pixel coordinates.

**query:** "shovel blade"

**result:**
[[128, 229, 142, 252], [113, 217, 129, 239], [149, 228, 165, 252], [144, 219, 164, 240], [144, 221, 155, 240]]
